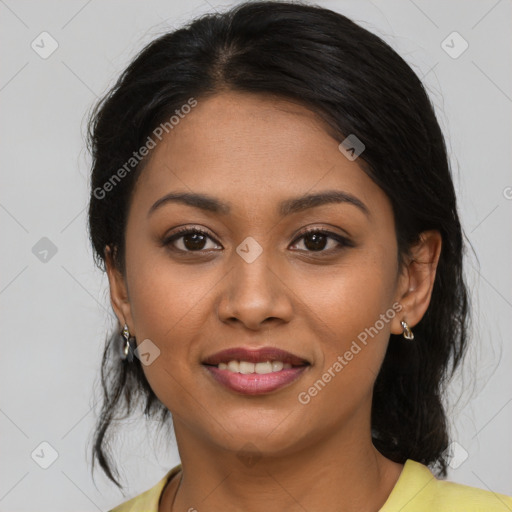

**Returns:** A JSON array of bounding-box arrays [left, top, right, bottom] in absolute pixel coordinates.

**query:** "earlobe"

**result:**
[[391, 230, 442, 335], [105, 245, 133, 331]]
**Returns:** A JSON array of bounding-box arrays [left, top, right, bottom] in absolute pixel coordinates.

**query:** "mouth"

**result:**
[[201, 346, 310, 395]]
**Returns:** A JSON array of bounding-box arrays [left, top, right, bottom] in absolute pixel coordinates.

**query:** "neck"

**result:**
[[161, 417, 404, 512]]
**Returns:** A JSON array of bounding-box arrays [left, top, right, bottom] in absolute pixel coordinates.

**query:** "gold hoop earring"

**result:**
[[401, 320, 414, 340]]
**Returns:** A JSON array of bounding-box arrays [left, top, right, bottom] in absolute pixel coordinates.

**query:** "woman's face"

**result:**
[[108, 91, 417, 457]]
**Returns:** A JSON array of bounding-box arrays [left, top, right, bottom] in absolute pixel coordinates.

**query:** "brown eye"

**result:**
[[290, 228, 351, 253], [163, 228, 221, 252]]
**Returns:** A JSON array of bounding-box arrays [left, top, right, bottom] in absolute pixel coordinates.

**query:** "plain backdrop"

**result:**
[[1, 0, 511, 510]]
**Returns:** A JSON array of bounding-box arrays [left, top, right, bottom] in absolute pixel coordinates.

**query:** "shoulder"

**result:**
[[109, 464, 182, 512], [380, 459, 512, 512]]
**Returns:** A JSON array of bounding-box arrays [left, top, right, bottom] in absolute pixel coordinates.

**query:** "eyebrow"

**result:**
[[148, 190, 370, 218]]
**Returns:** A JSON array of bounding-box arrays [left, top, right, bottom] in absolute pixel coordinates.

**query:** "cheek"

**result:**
[[294, 245, 398, 393], [297, 248, 397, 341], [123, 243, 233, 403], [125, 240, 216, 340]]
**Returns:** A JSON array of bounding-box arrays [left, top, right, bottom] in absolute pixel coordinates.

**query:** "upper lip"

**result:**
[[202, 347, 310, 366]]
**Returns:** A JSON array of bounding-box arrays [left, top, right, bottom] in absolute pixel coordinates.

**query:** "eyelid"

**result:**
[[293, 225, 349, 240]]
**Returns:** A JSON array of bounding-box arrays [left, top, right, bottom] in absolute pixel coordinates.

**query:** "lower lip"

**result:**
[[203, 365, 309, 395]]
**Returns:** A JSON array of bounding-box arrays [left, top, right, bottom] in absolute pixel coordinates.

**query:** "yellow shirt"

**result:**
[[109, 459, 512, 511]]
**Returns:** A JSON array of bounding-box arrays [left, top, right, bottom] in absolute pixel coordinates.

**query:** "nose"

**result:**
[[216, 245, 294, 331]]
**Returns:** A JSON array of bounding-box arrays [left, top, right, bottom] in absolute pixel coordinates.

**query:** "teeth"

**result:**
[[216, 360, 294, 373], [239, 361, 255, 374], [271, 361, 284, 372], [227, 360, 239, 372], [256, 361, 273, 374]]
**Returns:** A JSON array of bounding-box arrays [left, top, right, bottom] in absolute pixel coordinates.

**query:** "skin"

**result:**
[[106, 90, 442, 512]]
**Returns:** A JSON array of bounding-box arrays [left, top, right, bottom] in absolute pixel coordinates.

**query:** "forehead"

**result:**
[[132, 91, 390, 220]]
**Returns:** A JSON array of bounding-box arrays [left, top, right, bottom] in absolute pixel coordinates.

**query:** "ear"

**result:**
[[105, 245, 135, 334], [391, 229, 442, 336]]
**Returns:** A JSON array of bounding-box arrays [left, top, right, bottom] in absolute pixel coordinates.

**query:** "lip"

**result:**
[[201, 346, 310, 395], [203, 365, 310, 395], [201, 346, 310, 366]]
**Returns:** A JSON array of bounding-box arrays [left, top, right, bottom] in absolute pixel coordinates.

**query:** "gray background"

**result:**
[[1, 0, 511, 510]]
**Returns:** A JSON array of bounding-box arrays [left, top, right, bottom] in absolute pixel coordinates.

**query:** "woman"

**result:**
[[86, 1, 512, 511]]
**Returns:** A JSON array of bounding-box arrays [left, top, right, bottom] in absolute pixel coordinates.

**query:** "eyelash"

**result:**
[[162, 226, 352, 255]]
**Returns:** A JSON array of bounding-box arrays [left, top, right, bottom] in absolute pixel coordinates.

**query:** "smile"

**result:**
[[201, 346, 311, 394]]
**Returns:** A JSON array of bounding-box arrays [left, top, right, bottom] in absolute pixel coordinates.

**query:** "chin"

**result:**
[[209, 417, 308, 455]]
